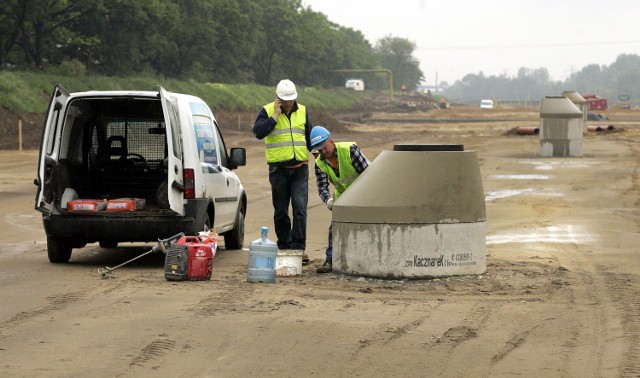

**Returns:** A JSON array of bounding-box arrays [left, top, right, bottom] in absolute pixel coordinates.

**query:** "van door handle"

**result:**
[[172, 180, 184, 192]]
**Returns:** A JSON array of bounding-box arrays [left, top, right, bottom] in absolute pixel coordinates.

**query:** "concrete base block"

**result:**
[[333, 221, 486, 279], [540, 139, 583, 157], [540, 118, 584, 140]]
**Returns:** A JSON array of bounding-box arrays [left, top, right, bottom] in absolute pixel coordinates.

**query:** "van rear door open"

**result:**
[[35, 84, 69, 212], [159, 86, 185, 215]]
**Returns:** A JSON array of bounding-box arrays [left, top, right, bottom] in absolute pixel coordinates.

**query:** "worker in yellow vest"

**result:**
[[311, 125, 369, 273], [253, 79, 313, 263]]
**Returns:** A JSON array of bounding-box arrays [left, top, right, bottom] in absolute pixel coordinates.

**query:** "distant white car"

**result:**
[[345, 79, 364, 91], [480, 99, 494, 109]]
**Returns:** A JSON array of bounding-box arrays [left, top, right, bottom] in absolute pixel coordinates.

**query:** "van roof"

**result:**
[[71, 90, 159, 98], [66, 90, 205, 104]]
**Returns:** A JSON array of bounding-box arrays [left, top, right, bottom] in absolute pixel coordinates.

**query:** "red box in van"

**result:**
[[106, 198, 146, 212], [67, 199, 107, 212]]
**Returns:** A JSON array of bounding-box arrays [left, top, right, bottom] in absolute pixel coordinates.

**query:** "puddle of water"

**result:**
[[521, 161, 600, 169], [485, 189, 535, 201], [492, 174, 551, 180], [487, 224, 594, 245], [485, 188, 563, 202]]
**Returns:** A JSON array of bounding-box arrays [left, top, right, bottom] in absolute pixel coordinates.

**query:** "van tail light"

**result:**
[[184, 169, 195, 199]]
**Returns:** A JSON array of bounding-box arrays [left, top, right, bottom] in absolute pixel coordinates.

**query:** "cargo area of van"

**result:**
[[53, 97, 171, 212]]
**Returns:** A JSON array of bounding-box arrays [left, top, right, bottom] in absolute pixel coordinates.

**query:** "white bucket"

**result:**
[[276, 250, 303, 277]]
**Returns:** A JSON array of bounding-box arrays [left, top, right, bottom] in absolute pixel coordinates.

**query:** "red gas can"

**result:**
[[164, 236, 214, 281]]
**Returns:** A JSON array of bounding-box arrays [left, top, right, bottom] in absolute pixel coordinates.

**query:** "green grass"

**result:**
[[0, 71, 365, 114]]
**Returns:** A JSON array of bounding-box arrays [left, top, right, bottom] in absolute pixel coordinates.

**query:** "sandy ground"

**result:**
[[0, 106, 639, 377]]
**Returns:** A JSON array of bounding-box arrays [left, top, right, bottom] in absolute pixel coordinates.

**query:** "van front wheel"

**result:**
[[47, 236, 72, 263], [224, 208, 244, 250]]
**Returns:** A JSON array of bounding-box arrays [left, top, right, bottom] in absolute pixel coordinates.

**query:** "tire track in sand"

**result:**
[[599, 268, 640, 376]]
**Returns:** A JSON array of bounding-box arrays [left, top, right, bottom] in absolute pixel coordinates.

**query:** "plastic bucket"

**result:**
[[276, 250, 303, 277]]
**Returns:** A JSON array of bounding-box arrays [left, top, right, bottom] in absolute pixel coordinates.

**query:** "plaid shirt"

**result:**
[[315, 144, 368, 203]]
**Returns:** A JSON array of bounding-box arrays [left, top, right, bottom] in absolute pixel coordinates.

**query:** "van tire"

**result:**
[[224, 208, 245, 250], [47, 236, 73, 263]]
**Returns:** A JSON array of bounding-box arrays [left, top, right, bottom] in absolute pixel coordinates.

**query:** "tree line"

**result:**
[[0, 0, 424, 90], [2, 1, 637, 102], [444, 54, 640, 102]]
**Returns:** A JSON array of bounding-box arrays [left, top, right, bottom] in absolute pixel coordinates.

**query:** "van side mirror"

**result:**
[[229, 148, 246, 170]]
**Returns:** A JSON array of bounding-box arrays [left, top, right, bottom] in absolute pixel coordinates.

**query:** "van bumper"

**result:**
[[42, 214, 196, 243], [40, 198, 209, 243]]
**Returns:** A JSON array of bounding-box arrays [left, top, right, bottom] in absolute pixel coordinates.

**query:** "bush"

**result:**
[[46, 60, 87, 77]]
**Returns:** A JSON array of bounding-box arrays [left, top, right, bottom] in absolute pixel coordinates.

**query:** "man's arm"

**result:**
[[314, 165, 332, 203], [252, 107, 276, 140], [350, 144, 369, 173], [304, 112, 313, 151]]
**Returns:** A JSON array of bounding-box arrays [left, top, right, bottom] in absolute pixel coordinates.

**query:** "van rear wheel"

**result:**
[[47, 236, 72, 263]]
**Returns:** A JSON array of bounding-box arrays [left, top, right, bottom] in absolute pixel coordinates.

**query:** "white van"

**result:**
[[35, 85, 247, 263], [480, 99, 494, 109], [345, 79, 364, 91]]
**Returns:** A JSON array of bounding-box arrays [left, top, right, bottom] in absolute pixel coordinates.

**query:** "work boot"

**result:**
[[316, 260, 332, 273]]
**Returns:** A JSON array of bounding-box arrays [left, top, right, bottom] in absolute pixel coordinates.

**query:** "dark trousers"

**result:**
[[325, 223, 333, 262], [269, 165, 308, 250]]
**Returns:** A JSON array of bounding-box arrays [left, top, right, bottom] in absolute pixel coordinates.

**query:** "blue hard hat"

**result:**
[[310, 126, 331, 148]]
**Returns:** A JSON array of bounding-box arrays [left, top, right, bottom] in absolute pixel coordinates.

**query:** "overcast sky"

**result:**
[[301, 0, 640, 85]]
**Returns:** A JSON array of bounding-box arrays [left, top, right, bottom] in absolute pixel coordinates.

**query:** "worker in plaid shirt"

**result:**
[[310, 126, 369, 273]]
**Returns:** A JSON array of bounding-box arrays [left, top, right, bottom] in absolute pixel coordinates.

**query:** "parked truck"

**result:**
[[582, 94, 608, 111]]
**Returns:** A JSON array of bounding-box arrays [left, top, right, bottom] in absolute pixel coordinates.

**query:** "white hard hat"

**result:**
[[276, 79, 298, 101]]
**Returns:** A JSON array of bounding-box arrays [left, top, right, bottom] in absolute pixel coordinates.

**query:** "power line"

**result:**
[[420, 40, 640, 51]]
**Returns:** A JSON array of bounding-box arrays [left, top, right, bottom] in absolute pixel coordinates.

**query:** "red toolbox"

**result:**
[[164, 235, 214, 281]]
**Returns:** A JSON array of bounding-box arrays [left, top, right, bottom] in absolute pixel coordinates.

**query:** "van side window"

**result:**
[[45, 107, 62, 155], [166, 100, 182, 159], [193, 115, 218, 165]]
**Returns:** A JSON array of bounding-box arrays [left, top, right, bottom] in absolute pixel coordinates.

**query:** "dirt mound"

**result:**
[[214, 109, 351, 134], [0, 107, 44, 150], [1, 108, 350, 151]]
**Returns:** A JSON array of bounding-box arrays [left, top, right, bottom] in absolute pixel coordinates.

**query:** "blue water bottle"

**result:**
[[247, 226, 277, 283]]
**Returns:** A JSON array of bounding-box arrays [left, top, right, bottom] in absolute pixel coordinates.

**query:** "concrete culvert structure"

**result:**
[[540, 96, 584, 157], [332, 144, 486, 279], [562, 91, 588, 134]]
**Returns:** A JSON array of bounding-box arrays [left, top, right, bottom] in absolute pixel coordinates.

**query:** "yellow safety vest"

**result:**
[[315, 142, 359, 199], [263, 102, 308, 163]]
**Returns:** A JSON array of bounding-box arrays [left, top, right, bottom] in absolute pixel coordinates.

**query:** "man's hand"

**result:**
[[326, 197, 333, 211], [273, 98, 282, 120]]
